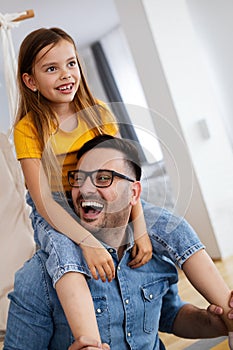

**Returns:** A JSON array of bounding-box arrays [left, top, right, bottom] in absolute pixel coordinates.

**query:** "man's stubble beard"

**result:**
[[79, 204, 131, 247]]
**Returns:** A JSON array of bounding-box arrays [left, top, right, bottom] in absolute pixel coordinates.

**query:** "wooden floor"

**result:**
[[160, 255, 233, 350], [1, 255, 233, 350]]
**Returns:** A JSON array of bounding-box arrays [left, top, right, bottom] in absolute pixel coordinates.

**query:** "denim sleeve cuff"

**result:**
[[53, 264, 92, 287], [176, 243, 205, 269]]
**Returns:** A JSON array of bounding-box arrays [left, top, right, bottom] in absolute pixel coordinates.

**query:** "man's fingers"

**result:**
[[228, 290, 233, 319], [208, 304, 223, 315], [229, 291, 233, 308], [68, 335, 102, 349]]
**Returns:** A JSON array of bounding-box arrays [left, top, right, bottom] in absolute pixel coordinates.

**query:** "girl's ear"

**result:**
[[22, 73, 37, 91], [130, 181, 141, 206]]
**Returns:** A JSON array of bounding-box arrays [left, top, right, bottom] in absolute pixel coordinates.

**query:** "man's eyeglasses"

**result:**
[[68, 169, 135, 188]]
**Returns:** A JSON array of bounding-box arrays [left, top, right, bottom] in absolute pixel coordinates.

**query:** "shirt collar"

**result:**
[[99, 224, 134, 252]]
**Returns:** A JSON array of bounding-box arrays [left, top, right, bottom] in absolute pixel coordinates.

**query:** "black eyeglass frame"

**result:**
[[68, 169, 135, 188]]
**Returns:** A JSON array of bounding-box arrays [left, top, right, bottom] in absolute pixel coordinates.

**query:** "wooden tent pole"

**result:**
[[13, 9, 34, 22]]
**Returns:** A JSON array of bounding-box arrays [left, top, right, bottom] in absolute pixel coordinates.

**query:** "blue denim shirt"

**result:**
[[4, 231, 187, 350], [4, 202, 204, 350]]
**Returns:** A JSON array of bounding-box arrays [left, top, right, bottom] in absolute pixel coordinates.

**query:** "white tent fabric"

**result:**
[[0, 12, 22, 126], [0, 12, 36, 331], [0, 133, 35, 330]]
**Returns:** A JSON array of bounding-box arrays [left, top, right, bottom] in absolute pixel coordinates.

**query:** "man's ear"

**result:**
[[22, 73, 37, 91], [130, 181, 141, 206]]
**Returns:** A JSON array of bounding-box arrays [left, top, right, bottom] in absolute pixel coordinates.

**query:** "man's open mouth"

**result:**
[[81, 201, 104, 217]]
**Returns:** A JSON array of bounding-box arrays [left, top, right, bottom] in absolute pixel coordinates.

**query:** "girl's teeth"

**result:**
[[59, 84, 72, 91]]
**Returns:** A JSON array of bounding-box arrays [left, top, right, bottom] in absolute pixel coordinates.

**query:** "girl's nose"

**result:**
[[60, 69, 71, 80]]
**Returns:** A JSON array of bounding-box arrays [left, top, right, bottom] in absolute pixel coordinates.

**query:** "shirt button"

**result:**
[[108, 248, 114, 253], [125, 299, 129, 304], [117, 266, 121, 270], [96, 308, 102, 314], [127, 332, 131, 337], [149, 294, 153, 299]]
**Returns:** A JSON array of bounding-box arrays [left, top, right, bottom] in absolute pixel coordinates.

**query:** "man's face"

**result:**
[[71, 147, 140, 235]]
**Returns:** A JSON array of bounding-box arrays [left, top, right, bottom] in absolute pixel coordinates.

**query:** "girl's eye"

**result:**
[[68, 60, 77, 68], [47, 66, 56, 72]]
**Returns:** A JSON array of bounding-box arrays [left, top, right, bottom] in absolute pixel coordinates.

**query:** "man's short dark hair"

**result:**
[[77, 135, 142, 180]]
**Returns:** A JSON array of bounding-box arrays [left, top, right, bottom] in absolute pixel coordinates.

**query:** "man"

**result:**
[[3, 135, 231, 350]]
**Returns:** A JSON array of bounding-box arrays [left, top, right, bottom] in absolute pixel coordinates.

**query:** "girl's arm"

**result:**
[[128, 200, 153, 268], [21, 158, 114, 341], [182, 249, 233, 348], [114, 132, 152, 268], [20, 157, 115, 282]]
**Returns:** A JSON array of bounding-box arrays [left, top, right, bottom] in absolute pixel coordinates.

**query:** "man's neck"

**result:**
[[94, 227, 129, 258]]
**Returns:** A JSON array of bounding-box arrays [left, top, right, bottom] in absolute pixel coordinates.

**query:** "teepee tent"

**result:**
[[0, 10, 35, 333]]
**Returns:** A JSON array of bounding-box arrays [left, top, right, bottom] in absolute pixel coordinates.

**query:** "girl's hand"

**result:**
[[68, 336, 110, 350], [128, 233, 152, 268], [80, 241, 115, 282]]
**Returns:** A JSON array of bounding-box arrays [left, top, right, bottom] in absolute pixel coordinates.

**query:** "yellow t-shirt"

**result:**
[[14, 104, 118, 191]]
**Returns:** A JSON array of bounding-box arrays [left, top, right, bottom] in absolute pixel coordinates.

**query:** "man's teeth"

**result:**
[[58, 84, 72, 91], [81, 201, 103, 209]]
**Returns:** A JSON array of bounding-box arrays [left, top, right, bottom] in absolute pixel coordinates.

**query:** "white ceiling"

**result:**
[[0, 0, 120, 73]]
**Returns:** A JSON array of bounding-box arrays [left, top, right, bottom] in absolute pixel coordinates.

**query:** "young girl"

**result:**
[[14, 27, 151, 344], [14, 27, 233, 348]]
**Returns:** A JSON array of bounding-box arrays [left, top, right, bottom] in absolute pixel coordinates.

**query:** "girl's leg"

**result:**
[[41, 228, 101, 342], [27, 192, 101, 342]]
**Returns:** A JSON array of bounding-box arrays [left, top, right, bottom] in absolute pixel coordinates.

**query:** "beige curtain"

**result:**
[[0, 134, 35, 330]]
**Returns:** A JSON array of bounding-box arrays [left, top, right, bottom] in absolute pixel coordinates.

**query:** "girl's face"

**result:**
[[23, 39, 81, 110]]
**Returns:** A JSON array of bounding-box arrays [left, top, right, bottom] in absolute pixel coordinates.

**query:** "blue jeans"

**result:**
[[26, 192, 91, 286]]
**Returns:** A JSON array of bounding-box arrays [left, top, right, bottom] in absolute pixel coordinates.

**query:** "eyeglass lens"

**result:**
[[70, 170, 113, 188]]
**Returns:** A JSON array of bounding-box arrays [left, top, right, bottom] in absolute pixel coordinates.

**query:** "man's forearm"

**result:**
[[172, 304, 228, 339]]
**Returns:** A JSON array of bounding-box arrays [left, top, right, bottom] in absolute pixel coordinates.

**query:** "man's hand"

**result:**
[[128, 233, 152, 268], [229, 291, 233, 319], [68, 336, 110, 350], [173, 303, 228, 339], [209, 291, 233, 350]]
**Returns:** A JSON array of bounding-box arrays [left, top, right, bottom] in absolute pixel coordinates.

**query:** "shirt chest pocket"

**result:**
[[93, 296, 111, 344], [141, 279, 169, 333]]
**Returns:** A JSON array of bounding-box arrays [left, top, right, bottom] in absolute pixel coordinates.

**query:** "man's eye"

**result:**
[[74, 175, 84, 182], [97, 175, 111, 182]]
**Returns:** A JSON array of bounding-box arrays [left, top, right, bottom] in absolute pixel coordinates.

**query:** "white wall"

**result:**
[[186, 0, 233, 148], [115, 0, 233, 259]]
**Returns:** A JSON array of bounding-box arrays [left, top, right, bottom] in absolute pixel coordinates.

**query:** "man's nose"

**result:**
[[80, 175, 97, 193]]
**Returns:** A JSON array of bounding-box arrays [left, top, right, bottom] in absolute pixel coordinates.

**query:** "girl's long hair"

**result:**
[[15, 27, 113, 192], [16, 27, 106, 147]]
